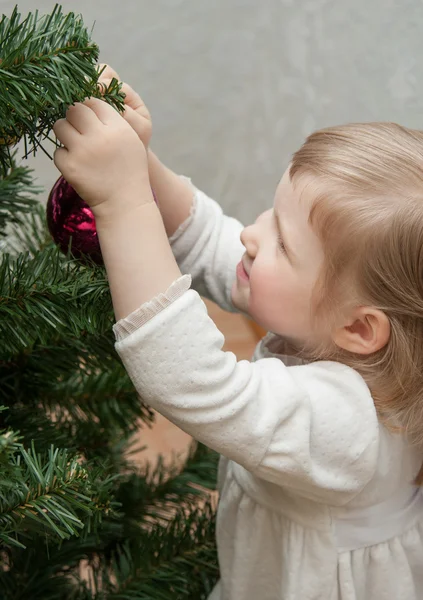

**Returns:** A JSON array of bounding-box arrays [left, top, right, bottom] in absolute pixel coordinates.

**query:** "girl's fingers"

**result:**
[[53, 145, 69, 174], [56, 99, 121, 144], [65, 103, 99, 134], [98, 78, 147, 109], [122, 105, 147, 137], [81, 97, 122, 126], [96, 76, 151, 122], [97, 77, 113, 95], [97, 63, 120, 81], [120, 82, 146, 112], [53, 117, 81, 147], [97, 76, 122, 97]]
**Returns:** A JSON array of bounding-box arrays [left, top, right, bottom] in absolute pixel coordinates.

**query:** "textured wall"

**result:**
[[2, 0, 423, 223]]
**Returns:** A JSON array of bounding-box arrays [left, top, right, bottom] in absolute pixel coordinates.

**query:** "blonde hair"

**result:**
[[290, 122, 423, 483]]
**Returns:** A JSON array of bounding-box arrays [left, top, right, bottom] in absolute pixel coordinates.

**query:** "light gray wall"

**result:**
[[1, 0, 423, 223]]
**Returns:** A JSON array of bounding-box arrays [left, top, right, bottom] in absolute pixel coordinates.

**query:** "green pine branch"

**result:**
[[102, 443, 218, 554], [0, 420, 20, 460], [0, 157, 42, 238], [0, 333, 153, 465], [0, 502, 218, 600], [2, 405, 77, 455], [0, 200, 51, 257], [0, 441, 219, 598], [95, 503, 218, 600], [50, 367, 154, 433], [0, 443, 118, 552], [0, 244, 113, 357], [127, 442, 219, 518], [0, 445, 219, 600], [0, 4, 125, 172], [61, 444, 218, 578]]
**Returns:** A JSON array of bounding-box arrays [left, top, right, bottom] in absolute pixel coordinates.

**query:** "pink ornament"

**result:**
[[46, 176, 156, 265], [46, 176, 103, 264]]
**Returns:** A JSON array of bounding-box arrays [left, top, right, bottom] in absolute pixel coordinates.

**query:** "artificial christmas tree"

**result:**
[[0, 5, 219, 598]]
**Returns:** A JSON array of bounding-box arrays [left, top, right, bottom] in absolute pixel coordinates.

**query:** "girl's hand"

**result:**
[[97, 64, 152, 149], [53, 97, 152, 218]]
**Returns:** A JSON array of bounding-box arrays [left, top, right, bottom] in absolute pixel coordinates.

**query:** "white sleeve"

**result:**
[[169, 178, 245, 312], [115, 289, 380, 505]]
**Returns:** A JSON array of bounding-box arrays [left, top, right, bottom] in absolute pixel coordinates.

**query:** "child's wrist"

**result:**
[[92, 186, 155, 224]]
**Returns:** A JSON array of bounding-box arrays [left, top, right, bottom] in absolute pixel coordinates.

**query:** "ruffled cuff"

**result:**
[[112, 274, 192, 342]]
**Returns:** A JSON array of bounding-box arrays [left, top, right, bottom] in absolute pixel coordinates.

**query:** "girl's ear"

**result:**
[[331, 307, 390, 355]]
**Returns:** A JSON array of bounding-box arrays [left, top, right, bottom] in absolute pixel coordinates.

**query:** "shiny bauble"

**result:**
[[46, 176, 103, 264]]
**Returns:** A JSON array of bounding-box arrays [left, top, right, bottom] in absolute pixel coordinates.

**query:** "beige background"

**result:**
[[2, 0, 423, 224]]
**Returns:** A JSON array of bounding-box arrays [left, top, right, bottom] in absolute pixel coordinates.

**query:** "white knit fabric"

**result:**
[[114, 182, 423, 600]]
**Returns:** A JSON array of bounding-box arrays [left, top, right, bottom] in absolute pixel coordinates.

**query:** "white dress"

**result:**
[[113, 181, 423, 600]]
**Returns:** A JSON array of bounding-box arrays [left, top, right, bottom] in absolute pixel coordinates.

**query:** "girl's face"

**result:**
[[231, 168, 324, 345]]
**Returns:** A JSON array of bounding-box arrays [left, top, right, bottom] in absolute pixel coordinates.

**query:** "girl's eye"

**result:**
[[277, 233, 286, 253]]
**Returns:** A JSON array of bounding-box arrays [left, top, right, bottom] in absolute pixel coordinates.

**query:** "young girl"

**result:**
[[52, 65, 423, 599]]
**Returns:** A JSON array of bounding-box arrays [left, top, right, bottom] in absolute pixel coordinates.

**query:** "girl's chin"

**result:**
[[231, 284, 249, 314]]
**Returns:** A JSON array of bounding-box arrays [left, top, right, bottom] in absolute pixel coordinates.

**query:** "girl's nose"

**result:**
[[240, 224, 259, 258]]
